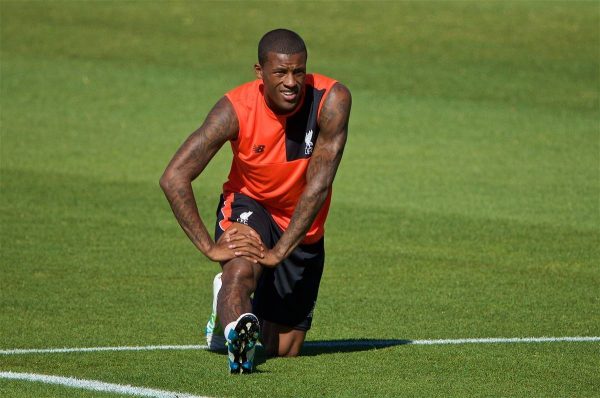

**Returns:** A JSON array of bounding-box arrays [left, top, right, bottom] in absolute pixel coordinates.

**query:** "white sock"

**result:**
[[212, 273, 222, 314], [211, 273, 222, 329], [224, 321, 236, 342]]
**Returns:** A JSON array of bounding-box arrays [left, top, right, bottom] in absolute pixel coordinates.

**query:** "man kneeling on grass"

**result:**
[[160, 28, 351, 373]]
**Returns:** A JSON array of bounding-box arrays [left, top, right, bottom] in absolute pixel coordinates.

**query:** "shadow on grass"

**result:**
[[301, 339, 411, 356], [205, 339, 408, 365], [205, 345, 269, 368]]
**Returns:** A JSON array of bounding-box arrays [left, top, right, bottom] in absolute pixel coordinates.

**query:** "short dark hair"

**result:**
[[258, 29, 307, 66]]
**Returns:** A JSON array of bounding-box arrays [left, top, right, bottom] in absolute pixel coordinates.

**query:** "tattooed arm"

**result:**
[[160, 97, 263, 263], [260, 82, 352, 267]]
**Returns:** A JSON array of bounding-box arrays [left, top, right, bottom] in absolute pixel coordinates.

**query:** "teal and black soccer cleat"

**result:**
[[226, 313, 260, 374]]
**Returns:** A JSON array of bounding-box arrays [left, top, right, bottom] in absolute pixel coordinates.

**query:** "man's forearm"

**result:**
[[159, 96, 242, 260], [160, 177, 214, 255], [272, 184, 329, 259], [269, 82, 350, 261]]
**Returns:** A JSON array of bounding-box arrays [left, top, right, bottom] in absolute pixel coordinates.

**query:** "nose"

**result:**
[[283, 71, 295, 88]]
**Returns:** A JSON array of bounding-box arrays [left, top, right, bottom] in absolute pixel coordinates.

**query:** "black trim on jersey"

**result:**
[[284, 85, 326, 161]]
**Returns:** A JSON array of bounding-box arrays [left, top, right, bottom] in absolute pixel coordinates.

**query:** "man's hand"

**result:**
[[207, 226, 265, 263], [258, 249, 283, 268]]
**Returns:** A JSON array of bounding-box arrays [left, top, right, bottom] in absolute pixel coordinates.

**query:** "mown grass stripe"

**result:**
[[1, 336, 598, 355], [0, 371, 210, 398]]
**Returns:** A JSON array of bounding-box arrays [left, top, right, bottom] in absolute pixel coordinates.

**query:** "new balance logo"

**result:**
[[252, 144, 265, 154], [304, 130, 314, 155], [237, 211, 253, 225]]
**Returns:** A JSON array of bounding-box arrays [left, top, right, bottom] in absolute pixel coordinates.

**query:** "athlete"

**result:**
[[160, 29, 351, 374]]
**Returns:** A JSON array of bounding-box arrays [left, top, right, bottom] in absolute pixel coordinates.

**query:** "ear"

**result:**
[[254, 63, 263, 80]]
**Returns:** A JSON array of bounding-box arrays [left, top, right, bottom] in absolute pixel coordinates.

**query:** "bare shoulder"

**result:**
[[319, 82, 352, 130], [328, 82, 352, 104], [160, 96, 239, 184], [202, 96, 239, 142]]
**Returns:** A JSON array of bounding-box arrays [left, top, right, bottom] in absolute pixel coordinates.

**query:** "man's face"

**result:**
[[255, 51, 307, 115]]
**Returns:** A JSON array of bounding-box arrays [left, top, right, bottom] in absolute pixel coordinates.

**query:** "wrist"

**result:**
[[200, 240, 216, 258], [271, 245, 287, 261]]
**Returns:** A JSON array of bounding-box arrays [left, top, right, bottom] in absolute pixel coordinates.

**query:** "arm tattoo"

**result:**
[[274, 83, 352, 258], [160, 97, 239, 255]]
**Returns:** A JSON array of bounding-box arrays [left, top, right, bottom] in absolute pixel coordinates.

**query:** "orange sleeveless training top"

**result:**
[[222, 73, 337, 244]]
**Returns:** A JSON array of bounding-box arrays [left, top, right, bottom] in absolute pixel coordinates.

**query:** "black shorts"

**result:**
[[215, 193, 325, 331]]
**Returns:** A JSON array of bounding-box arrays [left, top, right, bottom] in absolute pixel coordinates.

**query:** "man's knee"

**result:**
[[221, 257, 259, 289], [264, 337, 302, 357], [261, 321, 305, 357], [278, 343, 301, 357]]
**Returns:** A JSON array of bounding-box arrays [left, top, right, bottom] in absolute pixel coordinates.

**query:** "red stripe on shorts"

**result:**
[[218, 193, 235, 232]]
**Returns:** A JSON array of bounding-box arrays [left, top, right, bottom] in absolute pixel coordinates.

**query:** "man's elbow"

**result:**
[[159, 170, 175, 193]]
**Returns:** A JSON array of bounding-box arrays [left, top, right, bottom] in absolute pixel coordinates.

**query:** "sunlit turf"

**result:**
[[1, 1, 598, 397]]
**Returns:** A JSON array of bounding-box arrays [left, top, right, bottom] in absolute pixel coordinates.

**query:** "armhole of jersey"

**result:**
[[316, 80, 338, 121]]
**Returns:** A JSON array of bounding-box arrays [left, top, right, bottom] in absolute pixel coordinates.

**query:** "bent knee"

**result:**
[[279, 345, 301, 357], [262, 324, 305, 357], [264, 340, 301, 357], [221, 257, 255, 283]]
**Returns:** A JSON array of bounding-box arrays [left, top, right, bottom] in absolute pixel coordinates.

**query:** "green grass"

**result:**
[[1, 1, 599, 397]]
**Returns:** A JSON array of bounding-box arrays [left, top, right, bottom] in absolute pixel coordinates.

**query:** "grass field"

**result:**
[[1, 1, 599, 397]]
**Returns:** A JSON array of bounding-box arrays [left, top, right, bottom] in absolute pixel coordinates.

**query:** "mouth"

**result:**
[[280, 89, 298, 102]]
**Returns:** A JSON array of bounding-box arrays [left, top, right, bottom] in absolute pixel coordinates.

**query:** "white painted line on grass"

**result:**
[[0, 371, 211, 398], [305, 336, 600, 348], [410, 336, 600, 345], [0, 344, 208, 355], [1, 336, 598, 356]]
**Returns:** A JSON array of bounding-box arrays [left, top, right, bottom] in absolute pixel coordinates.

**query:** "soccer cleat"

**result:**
[[226, 313, 260, 374], [205, 273, 226, 350]]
